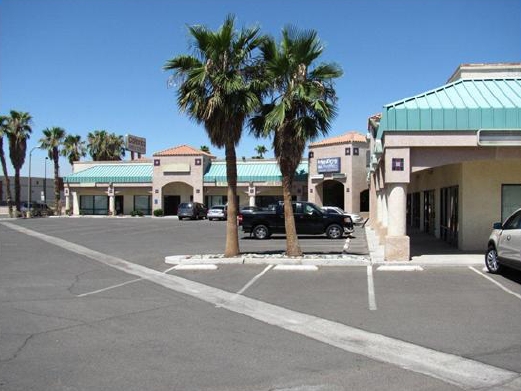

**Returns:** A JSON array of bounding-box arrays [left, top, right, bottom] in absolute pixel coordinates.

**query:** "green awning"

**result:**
[[204, 161, 308, 183], [378, 79, 521, 139], [64, 164, 152, 184]]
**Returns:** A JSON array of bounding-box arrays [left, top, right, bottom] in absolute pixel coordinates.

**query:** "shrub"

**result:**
[[153, 209, 164, 217]]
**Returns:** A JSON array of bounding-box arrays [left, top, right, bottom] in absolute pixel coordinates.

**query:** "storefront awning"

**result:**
[[204, 161, 308, 183], [377, 79, 521, 139], [64, 164, 152, 184]]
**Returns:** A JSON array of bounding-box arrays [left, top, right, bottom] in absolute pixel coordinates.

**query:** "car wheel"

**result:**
[[326, 224, 344, 239], [253, 224, 270, 240], [485, 246, 502, 274]]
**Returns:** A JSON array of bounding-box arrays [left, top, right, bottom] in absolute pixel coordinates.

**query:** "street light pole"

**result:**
[[27, 146, 38, 216]]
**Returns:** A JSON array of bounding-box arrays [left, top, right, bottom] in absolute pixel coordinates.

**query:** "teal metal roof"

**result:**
[[204, 161, 308, 183], [378, 79, 521, 139], [64, 164, 152, 184]]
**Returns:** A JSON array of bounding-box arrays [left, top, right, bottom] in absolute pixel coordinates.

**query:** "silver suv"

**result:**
[[485, 208, 521, 273]]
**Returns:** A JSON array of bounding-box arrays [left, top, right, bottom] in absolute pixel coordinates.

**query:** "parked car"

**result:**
[[239, 201, 353, 239], [177, 202, 207, 220], [321, 206, 364, 225], [207, 205, 227, 221], [485, 208, 521, 273], [20, 202, 51, 217]]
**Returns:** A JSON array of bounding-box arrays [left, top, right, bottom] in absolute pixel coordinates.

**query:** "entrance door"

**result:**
[[164, 195, 181, 216], [423, 190, 435, 234], [322, 180, 344, 209], [440, 186, 458, 246], [115, 196, 124, 215]]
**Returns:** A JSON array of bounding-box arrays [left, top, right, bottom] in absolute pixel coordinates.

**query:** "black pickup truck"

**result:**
[[238, 201, 354, 239]]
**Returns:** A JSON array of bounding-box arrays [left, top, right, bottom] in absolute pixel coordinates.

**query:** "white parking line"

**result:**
[[469, 266, 521, 300], [236, 265, 273, 296], [367, 265, 377, 311], [77, 278, 143, 297], [4, 221, 521, 391]]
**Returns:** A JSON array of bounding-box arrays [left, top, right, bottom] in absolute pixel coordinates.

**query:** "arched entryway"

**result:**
[[319, 180, 344, 209], [162, 182, 193, 216]]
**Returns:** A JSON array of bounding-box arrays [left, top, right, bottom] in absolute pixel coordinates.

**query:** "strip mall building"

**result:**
[[64, 63, 521, 261], [368, 63, 521, 261], [63, 135, 370, 217]]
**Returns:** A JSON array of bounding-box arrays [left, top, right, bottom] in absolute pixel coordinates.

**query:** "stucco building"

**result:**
[[368, 63, 521, 261]]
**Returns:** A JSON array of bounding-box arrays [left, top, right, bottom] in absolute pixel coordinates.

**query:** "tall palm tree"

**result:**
[[0, 116, 14, 217], [250, 27, 342, 256], [39, 127, 66, 214], [164, 15, 263, 257], [87, 130, 125, 161], [254, 144, 268, 159], [200, 145, 210, 154], [61, 134, 87, 166], [5, 110, 33, 212]]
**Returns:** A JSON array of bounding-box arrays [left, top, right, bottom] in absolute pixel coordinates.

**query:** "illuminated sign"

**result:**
[[125, 134, 146, 154], [317, 157, 341, 173]]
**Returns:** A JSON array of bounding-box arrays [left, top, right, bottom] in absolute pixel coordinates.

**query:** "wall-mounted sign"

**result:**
[[317, 157, 341, 173], [125, 134, 146, 154]]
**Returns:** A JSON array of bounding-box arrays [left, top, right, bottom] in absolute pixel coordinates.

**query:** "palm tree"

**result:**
[[39, 127, 66, 214], [164, 15, 263, 257], [5, 110, 33, 212], [61, 134, 87, 166], [0, 116, 14, 217], [254, 144, 268, 159], [87, 130, 125, 161], [250, 27, 342, 256], [200, 145, 210, 154]]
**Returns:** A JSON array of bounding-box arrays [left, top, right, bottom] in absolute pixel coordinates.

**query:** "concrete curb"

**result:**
[[164, 254, 371, 266]]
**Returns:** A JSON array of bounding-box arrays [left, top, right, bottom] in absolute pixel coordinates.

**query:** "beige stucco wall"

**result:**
[[308, 141, 368, 212], [460, 159, 521, 251], [152, 155, 209, 209]]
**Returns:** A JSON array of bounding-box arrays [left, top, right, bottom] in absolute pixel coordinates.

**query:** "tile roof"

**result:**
[[377, 78, 521, 138], [64, 164, 152, 184], [204, 160, 308, 183], [153, 144, 215, 157], [309, 131, 367, 148]]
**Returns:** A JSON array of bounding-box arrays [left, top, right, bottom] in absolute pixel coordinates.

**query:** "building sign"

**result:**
[[125, 134, 146, 154], [317, 157, 341, 173]]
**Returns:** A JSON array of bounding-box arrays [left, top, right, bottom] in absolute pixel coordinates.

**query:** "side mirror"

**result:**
[[493, 222, 503, 230]]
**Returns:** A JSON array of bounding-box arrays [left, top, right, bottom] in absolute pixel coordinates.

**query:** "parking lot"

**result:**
[[1, 217, 521, 391]]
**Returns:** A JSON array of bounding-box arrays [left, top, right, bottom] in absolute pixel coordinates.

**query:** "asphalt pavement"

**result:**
[[1, 217, 520, 391]]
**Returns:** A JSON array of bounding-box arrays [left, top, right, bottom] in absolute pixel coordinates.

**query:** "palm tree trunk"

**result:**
[[14, 168, 21, 212], [53, 150, 61, 215], [281, 174, 302, 257], [224, 141, 240, 257], [0, 142, 14, 217]]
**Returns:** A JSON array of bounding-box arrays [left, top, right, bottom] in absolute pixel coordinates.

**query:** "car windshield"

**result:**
[[178, 203, 191, 209]]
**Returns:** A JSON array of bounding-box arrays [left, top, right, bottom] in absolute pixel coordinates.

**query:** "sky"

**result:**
[[1, 0, 520, 177]]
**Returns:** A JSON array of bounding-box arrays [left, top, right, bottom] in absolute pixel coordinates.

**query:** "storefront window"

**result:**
[[502, 184, 521, 221], [134, 195, 151, 215], [80, 195, 108, 215]]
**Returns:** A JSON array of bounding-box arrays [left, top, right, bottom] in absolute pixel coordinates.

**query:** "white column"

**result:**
[[72, 192, 79, 215], [109, 195, 115, 215], [249, 195, 256, 207], [387, 183, 407, 236]]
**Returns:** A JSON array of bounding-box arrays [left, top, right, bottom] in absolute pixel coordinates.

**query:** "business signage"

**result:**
[[125, 134, 146, 154], [317, 157, 341, 173]]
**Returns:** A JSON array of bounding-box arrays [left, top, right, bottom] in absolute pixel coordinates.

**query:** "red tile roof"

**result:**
[[309, 131, 367, 148], [153, 145, 215, 157]]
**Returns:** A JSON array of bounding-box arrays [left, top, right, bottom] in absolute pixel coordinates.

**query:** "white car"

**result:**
[[321, 206, 364, 225], [485, 208, 521, 274], [207, 205, 227, 221]]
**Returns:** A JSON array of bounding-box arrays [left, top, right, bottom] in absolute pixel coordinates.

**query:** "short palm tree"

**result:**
[[5, 110, 33, 212], [164, 15, 263, 257], [254, 144, 268, 159], [250, 27, 342, 256], [39, 127, 66, 214], [61, 134, 87, 166], [87, 130, 125, 161], [0, 116, 14, 217], [200, 145, 210, 154]]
